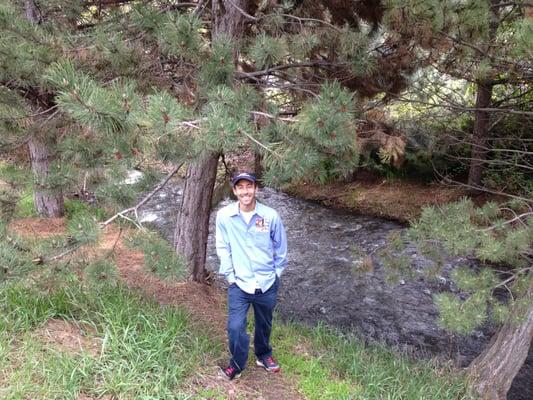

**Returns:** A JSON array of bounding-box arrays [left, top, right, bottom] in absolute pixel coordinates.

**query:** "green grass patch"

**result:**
[[64, 198, 106, 221], [14, 188, 37, 218], [0, 279, 219, 399], [274, 322, 473, 400], [0, 224, 36, 283]]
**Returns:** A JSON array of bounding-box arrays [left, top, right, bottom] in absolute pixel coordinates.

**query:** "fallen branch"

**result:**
[[101, 163, 184, 228]]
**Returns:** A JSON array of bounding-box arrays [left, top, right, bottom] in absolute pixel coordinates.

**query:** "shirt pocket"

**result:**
[[254, 231, 271, 248]]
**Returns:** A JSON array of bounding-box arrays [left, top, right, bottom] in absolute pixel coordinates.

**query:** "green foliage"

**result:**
[[483, 168, 533, 197], [136, 91, 195, 162], [0, 87, 30, 139], [93, 28, 143, 76], [67, 211, 100, 245], [95, 181, 137, 210], [0, 227, 34, 283], [0, 1, 61, 85], [198, 36, 235, 90], [45, 61, 139, 136], [513, 17, 533, 59], [451, 267, 497, 295], [434, 292, 488, 335], [127, 231, 187, 280], [288, 31, 321, 59], [64, 199, 105, 221], [248, 33, 287, 69], [201, 85, 259, 153], [85, 259, 119, 287], [410, 199, 476, 255], [339, 28, 375, 75], [409, 198, 532, 334], [263, 81, 360, 185], [156, 13, 203, 62], [15, 188, 37, 217]]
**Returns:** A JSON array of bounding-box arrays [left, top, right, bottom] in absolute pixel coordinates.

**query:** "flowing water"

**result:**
[[138, 182, 531, 400]]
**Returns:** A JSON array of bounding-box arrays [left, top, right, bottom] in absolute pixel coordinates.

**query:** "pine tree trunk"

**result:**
[[28, 136, 64, 217], [467, 80, 493, 190], [24, 0, 63, 217], [173, 0, 248, 282], [467, 279, 533, 399], [212, 0, 248, 40], [174, 153, 219, 281]]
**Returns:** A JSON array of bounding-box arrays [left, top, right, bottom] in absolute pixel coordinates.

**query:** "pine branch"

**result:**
[[251, 111, 298, 123], [239, 129, 282, 159], [235, 61, 346, 79], [100, 163, 184, 227], [483, 212, 533, 231]]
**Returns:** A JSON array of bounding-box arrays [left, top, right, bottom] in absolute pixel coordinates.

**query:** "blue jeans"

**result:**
[[227, 277, 279, 371]]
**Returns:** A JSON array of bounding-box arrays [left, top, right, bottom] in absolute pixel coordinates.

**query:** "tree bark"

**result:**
[[24, 0, 64, 217], [467, 279, 533, 399], [28, 136, 64, 217], [211, 0, 248, 41], [467, 80, 493, 190], [174, 0, 248, 282], [174, 153, 219, 282]]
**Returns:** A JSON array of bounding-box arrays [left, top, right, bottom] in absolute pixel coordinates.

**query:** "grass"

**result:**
[[273, 322, 474, 400], [0, 279, 219, 399]]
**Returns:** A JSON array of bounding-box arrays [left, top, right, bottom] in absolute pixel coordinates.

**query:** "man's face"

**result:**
[[232, 179, 257, 210]]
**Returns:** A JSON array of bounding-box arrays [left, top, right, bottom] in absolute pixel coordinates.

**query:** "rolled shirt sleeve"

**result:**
[[215, 212, 235, 284]]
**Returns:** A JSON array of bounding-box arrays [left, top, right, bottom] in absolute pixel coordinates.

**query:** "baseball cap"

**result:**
[[231, 172, 257, 187]]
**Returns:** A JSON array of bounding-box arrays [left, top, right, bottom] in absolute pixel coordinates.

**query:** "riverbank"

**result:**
[[285, 174, 491, 223]]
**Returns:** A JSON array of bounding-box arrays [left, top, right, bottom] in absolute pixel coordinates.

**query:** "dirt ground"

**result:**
[[8, 218, 304, 400], [286, 174, 499, 222]]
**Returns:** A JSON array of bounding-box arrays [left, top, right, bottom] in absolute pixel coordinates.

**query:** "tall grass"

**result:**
[[0, 280, 218, 399], [274, 322, 473, 400]]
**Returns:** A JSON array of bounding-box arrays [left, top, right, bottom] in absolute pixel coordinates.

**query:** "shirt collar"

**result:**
[[229, 200, 265, 218]]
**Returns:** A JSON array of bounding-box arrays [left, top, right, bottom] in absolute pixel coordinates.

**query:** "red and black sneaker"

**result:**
[[256, 356, 281, 372], [219, 365, 241, 381]]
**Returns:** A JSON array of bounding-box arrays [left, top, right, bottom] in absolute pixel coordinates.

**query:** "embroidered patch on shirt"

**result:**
[[255, 218, 270, 232]]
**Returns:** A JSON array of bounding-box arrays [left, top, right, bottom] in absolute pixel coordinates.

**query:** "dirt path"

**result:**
[[9, 219, 305, 400]]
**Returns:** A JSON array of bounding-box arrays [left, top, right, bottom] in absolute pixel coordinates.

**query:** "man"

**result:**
[[216, 172, 288, 381]]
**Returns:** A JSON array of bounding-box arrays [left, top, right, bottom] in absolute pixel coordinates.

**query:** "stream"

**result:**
[[138, 182, 531, 400]]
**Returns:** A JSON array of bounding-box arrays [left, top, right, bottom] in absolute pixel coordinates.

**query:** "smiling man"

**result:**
[[216, 172, 288, 380]]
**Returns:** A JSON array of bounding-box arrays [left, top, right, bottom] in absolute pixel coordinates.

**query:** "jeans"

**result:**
[[227, 276, 279, 371]]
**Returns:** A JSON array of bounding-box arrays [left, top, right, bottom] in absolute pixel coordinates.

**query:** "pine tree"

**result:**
[[383, 0, 533, 190], [379, 3, 532, 395], [1, 0, 415, 274]]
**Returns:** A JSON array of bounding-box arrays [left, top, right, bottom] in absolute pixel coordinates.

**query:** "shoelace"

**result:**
[[265, 356, 275, 365], [225, 366, 236, 375]]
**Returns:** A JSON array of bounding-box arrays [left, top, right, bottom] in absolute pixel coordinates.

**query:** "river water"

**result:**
[[138, 182, 531, 400]]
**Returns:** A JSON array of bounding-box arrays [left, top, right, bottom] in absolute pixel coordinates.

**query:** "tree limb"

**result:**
[[100, 163, 184, 227]]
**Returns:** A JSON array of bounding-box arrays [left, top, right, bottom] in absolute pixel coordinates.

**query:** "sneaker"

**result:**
[[256, 356, 281, 372], [219, 365, 241, 381]]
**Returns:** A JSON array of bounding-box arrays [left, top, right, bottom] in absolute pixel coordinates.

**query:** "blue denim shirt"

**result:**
[[216, 201, 288, 294]]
